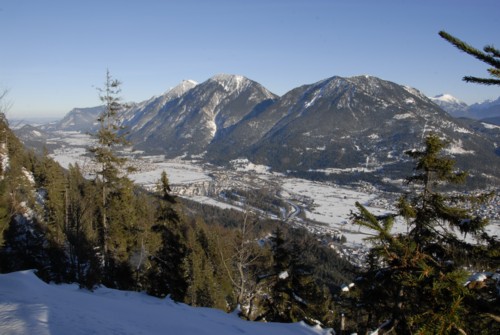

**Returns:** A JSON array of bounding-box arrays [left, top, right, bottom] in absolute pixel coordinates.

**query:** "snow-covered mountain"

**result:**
[[46, 106, 104, 132], [430, 94, 468, 117], [0, 270, 330, 335], [468, 96, 500, 121], [41, 74, 500, 186], [125, 74, 278, 156], [120, 79, 198, 134], [208, 75, 499, 184], [430, 94, 500, 124]]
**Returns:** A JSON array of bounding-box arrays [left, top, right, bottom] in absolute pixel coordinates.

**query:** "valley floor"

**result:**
[[48, 131, 500, 266]]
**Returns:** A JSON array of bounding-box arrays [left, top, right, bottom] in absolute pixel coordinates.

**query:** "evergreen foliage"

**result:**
[[65, 164, 101, 288], [88, 70, 137, 286], [439, 31, 500, 86], [147, 171, 188, 300], [350, 133, 499, 334], [256, 226, 332, 324]]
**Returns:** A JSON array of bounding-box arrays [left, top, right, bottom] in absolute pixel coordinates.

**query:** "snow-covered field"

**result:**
[[280, 179, 397, 244], [48, 131, 498, 246], [50, 132, 213, 188], [0, 270, 331, 335], [129, 159, 213, 189]]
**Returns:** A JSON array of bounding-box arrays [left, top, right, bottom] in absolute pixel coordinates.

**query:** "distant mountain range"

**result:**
[[43, 106, 104, 132], [430, 94, 500, 124], [18, 74, 500, 187]]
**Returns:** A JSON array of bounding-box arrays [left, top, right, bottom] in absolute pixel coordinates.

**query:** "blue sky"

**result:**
[[1, 0, 499, 118]]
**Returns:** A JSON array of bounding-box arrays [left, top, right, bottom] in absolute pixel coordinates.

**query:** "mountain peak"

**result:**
[[431, 93, 466, 105], [210, 73, 246, 82], [166, 79, 198, 97], [208, 74, 251, 93], [429, 94, 468, 117]]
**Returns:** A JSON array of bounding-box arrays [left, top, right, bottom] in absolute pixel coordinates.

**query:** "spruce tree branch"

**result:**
[[463, 76, 500, 85], [488, 68, 500, 78], [484, 45, 500, 58], [439, 31, 500, 69]]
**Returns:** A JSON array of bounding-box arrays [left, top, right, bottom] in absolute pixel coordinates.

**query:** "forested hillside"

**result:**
[[0, 109, 356, 328]]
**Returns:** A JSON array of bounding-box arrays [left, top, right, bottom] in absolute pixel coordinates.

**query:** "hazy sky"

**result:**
[[1, 0, 499, 119]]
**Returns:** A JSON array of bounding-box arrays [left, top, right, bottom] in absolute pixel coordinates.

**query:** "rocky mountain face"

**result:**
[[123, 74, 278, 156], [39, 74, 500, 186]]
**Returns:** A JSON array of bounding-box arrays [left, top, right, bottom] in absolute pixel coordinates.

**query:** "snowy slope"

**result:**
[[0, 270, 332, 335], [120, 79, 198, 133], [127, 74, 278, 157], [47, 106, 104, 132], [430, 94, 468, 117]]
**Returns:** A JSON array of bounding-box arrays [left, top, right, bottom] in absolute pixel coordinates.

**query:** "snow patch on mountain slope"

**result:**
[[0, 142, 9, 180], [440, 120, 472, 134], [393, 113, 414, 120], [304, 94, 319, 109], [431, 94, 463, 104], [402, 86, 428, 101], [445, 140, 475, 155], [210, 74, 248, 93], [208, 118, 217, 138], [482, 122, 500, 129]]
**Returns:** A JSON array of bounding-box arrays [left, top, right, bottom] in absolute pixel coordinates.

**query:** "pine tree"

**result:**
[[258, 226, 327, 324], [129, 188, 161, 291], [148, 171, 188, 300], [65, 163, 101, 288], [351, 133, 497, 334], [439, 31, 500, 86], [88, 70, 135, 285], [35, 150, 67, 247], [184, 220, 218, 307]]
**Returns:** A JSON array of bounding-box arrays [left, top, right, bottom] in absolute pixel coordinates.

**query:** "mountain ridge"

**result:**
[[21, 74, 500, 187]]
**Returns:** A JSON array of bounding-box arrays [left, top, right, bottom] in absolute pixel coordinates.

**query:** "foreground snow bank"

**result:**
[[0, 270, 332, 335]]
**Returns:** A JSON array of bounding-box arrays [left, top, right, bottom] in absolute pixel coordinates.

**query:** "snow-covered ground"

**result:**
[[129, 158, 213, 189], [0, 270, 332, 335], [280, 179, 399, 244], [48, 131, 499, 247]]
